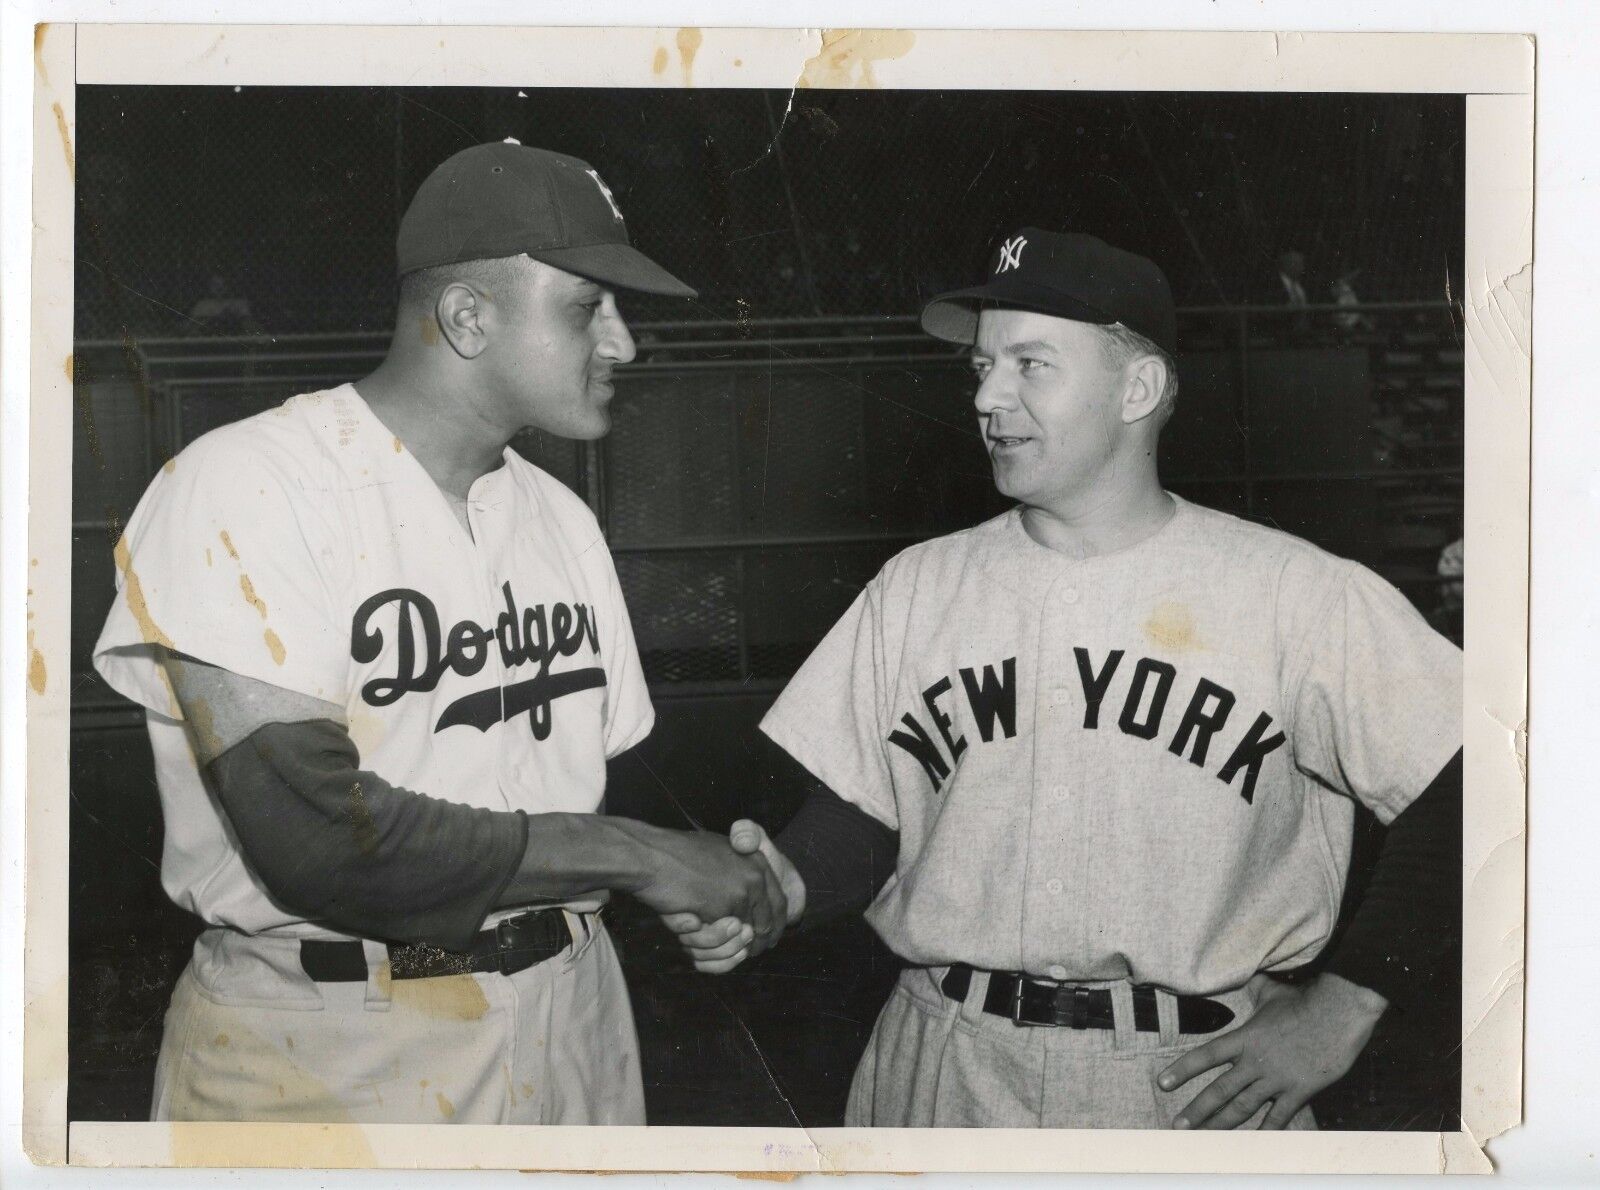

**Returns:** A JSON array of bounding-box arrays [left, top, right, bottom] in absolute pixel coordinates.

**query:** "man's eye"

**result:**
[[971, 363, 991, 379], [1019, 357, 1047, 372]]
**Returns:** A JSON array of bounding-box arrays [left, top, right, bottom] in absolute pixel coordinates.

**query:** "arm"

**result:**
[[1157, 748, 1461, 1129], [166, 651, 790, 950]]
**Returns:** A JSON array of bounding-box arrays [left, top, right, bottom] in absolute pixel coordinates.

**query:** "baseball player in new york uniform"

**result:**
[[94, 142, 792, 1125], [678, 229, 1463, 1130]]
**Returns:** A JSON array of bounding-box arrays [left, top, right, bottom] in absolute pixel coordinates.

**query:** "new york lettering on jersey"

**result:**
[[887, 647, 1286, 803]]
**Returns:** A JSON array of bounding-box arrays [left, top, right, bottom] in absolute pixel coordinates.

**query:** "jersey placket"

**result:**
[[1022, 563, 1090, 982], [464, 469, 516, 814]]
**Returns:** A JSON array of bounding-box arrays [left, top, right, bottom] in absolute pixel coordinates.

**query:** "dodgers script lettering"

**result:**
[[350, 581, 606, 737]]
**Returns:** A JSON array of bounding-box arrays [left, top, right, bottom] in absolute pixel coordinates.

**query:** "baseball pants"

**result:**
[[846, 966, 1317, 1130], [150, 911, 644, 1125]]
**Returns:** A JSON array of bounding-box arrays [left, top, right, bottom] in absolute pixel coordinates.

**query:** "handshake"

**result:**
[[631, 820, 806, 974]]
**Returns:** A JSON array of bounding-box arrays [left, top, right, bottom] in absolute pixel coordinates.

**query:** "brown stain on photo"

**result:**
[[651, 46, 669, 75], [28, 639, 47, 695], [263, 628, 287, 666], [435, 1091, 456, 1119], [168, 1013, 375, 1167], [52, 101, 75, 182], [164, 456, 178, 473], [69, 353, 109, 471], [219, 530, 240, 561], [391, 972, 490, 1021], [798, 29, 917, 89], [1144, 601, 1202, 652], [393, 435, 404, 453], [113, 538, 176, 651], [418, 315, 439, 346], [239, 573, 268, 619], [676, 27, 703, 87], [34, 24, 50, 84]]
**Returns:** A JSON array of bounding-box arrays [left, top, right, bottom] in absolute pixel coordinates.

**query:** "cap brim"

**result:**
[[534, 241, 697, 298], [920, 278, 1113, 344]]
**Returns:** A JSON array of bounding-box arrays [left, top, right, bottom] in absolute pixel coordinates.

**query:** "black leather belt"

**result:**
[[300, 909, 572, 982], [941, 964, 1235, 1034]]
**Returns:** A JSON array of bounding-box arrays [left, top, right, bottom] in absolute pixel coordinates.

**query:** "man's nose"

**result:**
[[596, 300, 637, 364], [973, 369, 1015, 415]]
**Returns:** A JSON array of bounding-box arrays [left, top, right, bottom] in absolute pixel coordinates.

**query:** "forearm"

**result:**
[[773, 775, 898, 927], [498, 813, 686, 907], [1321, 748, 1462, 1010]]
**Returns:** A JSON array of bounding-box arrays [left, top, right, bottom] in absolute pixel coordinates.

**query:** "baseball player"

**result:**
[[676, 228, 1462, 1130], [93, 141, 791, 1126]]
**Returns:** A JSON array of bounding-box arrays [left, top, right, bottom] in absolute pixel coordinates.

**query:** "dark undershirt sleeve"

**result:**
[[206, 717, 528, 951], [1320, 748, 1462, 1011], [772, 770, 899, 928]]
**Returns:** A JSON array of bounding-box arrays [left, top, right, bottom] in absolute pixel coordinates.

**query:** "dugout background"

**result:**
[[69, 86, 1465, 1129]]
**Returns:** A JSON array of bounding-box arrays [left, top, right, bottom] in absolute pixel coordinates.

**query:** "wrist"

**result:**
[[1312, 971, 1390, 1022]]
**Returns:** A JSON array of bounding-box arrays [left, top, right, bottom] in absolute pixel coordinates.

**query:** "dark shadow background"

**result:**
[[69, 86, 1464, 1130]]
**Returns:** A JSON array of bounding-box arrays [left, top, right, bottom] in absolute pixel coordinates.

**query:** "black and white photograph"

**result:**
[[19, 23, 1533, 1177]]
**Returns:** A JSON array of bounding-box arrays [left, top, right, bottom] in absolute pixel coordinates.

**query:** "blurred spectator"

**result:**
[[187, 273, 263, 337], [1331, 267, 1377, 334], [1270, 249, 1311, 307], [1437, 535, 1464, 624], [1263, 249, 1311, 338]]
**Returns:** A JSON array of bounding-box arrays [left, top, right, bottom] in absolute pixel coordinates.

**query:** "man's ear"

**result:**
[[1121, 354, 1169, 425], [435, 282, 489, 360]]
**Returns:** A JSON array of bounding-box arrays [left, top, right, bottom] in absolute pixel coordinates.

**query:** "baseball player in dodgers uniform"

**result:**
[[679, 229, 1462, 1130], [93, 142, 792, 1125]]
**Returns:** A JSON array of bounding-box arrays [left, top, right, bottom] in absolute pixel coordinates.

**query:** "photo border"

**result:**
[[24, 23, 1533, 1174]]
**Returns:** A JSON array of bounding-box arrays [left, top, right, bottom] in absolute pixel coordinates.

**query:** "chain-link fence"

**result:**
[[75, 88, 1464, 338]]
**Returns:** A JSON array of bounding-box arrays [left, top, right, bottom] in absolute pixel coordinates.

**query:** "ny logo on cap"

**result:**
[[585, 169, 625, 222], [996, 235, 1028, 274]]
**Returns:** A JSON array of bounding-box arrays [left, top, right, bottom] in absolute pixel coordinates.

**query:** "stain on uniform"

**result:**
[[392, 973, 491, 1021], [436, 1091, 456, 1119], [239, 574, 268, 619], [1144, 601, 1202, 652]]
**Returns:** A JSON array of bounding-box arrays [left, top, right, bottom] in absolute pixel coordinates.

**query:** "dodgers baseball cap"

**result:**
[[396, 139, 696, 297], [921, 228, 1176, 357]]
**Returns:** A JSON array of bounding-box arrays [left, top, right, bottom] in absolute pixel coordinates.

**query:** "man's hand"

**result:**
[[663, 819, 807, 974], [1157, 973, 1388, 1129], [628, 828, 790, 948]]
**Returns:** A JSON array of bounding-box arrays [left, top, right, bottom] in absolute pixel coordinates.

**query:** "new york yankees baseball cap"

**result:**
[[396, 140, 697, 297], [921, 228, 1176, 356]]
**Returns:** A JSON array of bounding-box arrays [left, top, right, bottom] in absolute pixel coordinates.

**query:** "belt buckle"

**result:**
[[1010, 977, 1043, 1028]]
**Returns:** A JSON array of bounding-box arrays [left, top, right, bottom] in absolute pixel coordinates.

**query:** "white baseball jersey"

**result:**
[[762, 495, 1462, 995], [94, 383, 653, 939]]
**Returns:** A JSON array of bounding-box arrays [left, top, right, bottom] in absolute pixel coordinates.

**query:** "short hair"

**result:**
[[397, 254, 529, 311], [1096, 322, 1179, 427]]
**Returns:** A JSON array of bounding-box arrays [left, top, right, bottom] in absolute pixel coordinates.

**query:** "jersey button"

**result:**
[[1047, 964, 1069, 981], [1049, 784, 1070, 802], [1045, 878, 1064, 895], [1060, 586, 1080, 604]]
